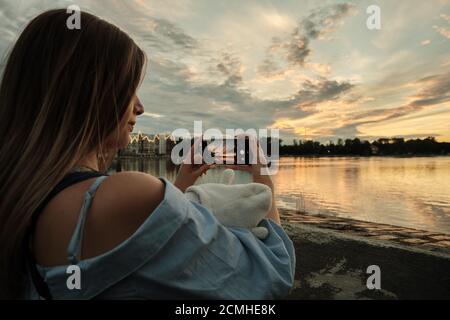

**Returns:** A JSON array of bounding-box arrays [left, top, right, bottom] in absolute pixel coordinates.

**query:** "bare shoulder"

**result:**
[[35, 171, 166, 265], [83, 171, 165, 256], [96, 171, 165, 216]]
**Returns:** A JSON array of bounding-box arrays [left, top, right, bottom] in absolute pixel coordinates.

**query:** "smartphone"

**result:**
[[202, 137, 251, 165], [233, 137, 250, 165]]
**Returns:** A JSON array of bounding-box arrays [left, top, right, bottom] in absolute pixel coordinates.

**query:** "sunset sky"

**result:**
[[1, 0, 450, 143]]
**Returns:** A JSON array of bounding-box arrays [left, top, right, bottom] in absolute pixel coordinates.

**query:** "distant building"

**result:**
[[123, 132, 176, 157], [158, 135, 166, 155]]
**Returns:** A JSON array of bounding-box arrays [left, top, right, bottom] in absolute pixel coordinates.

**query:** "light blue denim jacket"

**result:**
[[28, 177, 296, 299]]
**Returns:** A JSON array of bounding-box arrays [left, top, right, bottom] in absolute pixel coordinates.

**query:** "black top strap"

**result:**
[[27, 170, 108, 299]]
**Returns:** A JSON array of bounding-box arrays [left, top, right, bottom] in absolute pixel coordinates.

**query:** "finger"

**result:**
[[193, 164, 214, 176], [187, 137, 203, 165], [194, 165, 209, 177], [179, 138, 193, 164]]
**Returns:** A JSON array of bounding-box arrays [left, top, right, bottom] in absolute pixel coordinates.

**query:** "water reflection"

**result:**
[[113, 157, 179, 182], [112, 156, 450, 234]]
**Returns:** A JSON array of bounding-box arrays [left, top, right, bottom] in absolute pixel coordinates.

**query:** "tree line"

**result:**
[[279, 137, 450, 156]]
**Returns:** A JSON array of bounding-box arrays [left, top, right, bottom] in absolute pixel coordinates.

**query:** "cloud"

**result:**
[[142, 112, 164, 118], [434, 25, 450, 39], [139, 18, 198, 52], [283, 31, 311, 66], [214, 52, 243, 87], [433, 13, 450, 39], [440, 13, 450, 23], [1, 0, 449, 142], [0, 1, 359, 140], [335, 71, 450, 129], [409, 72, 450, 106], [257, 56, 285, 78], [269, 70, 450, 141], [301, 3, 356, 40], [261, 3, 356, 70], [251, 2, 357, 122], [290, 78, 354, 109]]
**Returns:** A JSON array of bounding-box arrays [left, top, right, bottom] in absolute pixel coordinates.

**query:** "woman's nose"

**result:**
[[134, 97, 144, 116]]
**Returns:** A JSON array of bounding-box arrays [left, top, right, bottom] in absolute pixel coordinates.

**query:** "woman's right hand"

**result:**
[[224, 135, 274, 188], [224, 135, 280, 225]]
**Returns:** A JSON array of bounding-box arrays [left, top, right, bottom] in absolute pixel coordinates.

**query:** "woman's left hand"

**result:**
[[174, 139, 215, 192]]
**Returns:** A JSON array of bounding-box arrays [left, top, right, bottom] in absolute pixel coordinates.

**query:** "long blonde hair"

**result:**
[[0, 9, 146, 298]]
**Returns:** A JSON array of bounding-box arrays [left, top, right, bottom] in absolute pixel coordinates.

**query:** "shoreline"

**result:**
[[116, 154, 450, 160], [281, 208, 450, 299], [280, 208, 450, 255], [278, 154, 450, 158]]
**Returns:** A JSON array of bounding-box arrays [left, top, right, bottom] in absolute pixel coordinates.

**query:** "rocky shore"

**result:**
[[280, 209, 450, 299]]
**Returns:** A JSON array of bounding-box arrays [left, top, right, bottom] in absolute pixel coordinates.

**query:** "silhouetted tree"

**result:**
[[279, 136, 450, 156]]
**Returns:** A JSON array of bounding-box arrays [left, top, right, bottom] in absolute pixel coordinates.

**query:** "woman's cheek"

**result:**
[[122, 126, 131, 147]]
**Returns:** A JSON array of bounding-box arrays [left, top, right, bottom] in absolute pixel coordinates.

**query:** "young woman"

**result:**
[[0, 9, 295, 299]]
